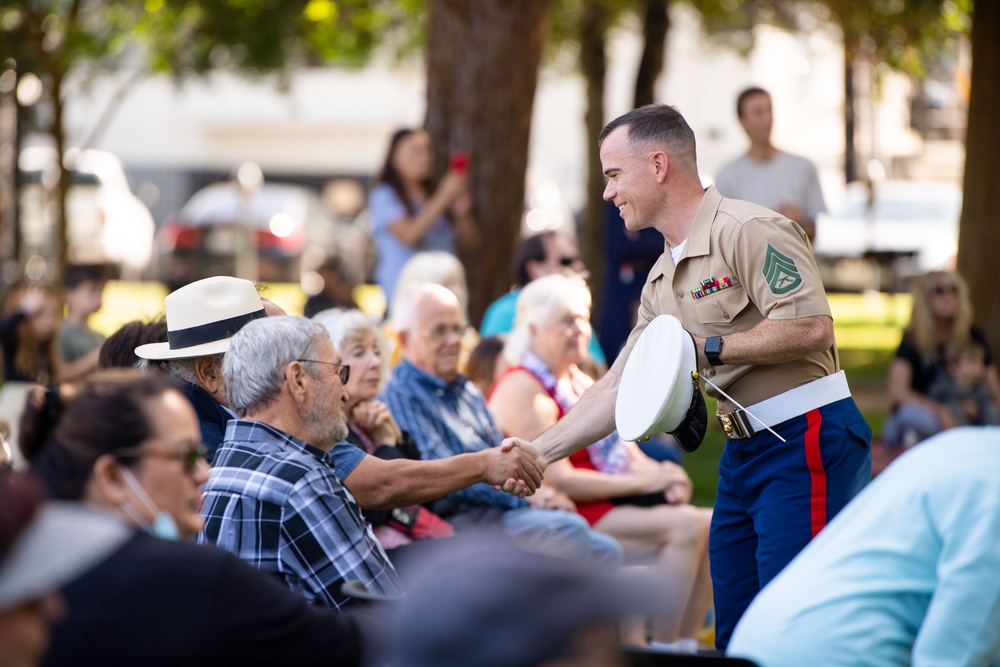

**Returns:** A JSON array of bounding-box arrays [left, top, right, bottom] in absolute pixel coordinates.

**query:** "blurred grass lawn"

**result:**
[[93, 282, 908, 507]]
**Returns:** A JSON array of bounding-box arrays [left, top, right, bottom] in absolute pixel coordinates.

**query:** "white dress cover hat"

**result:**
[[134, 276, 266, 360], [615, 314, 707, 452]]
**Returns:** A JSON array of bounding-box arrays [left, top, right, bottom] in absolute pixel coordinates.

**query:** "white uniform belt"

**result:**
[[717, 371, 851, 439]]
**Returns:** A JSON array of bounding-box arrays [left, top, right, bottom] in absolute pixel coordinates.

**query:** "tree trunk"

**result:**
[[425, 0, 552, 326], [49, 67, 70, 285], [957, 1, 1000, 358], [843, 43, 857, 183], [580, 0, 610, 320], [633, 0, 669, 108]]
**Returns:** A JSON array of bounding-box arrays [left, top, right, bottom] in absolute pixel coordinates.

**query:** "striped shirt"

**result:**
[[199, 420, 402, 610], [381, 359, 527, 513]]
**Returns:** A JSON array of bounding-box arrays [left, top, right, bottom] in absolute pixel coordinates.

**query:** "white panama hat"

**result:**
[[134, 276, 266, 361], [615, 314, 704, 449]]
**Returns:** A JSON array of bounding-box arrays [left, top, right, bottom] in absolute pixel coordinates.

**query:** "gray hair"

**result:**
[[391, 251, 468, 320], [392, 282, 459, 334], [223, 316, 329, 416], [313, 308, 390, 393], [504, 274, 592, 364], [163, 355, 223, 385]]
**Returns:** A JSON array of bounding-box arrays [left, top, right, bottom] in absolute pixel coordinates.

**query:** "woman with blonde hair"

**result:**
[[885, 270, 1000, 446], [488, 274, 712, 649]]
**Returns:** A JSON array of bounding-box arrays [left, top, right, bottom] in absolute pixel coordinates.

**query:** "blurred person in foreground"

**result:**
[[201, 316, 543, 607], [382, 283, 623, 565], [0, 474, 126, 667], [489, 274, 712, 649], [19, 371, 370, 667], [729, 426, 1000, 667], [392, 533, 669, 667], [369, 128, 478, 307], [714, 87, 826, 240]]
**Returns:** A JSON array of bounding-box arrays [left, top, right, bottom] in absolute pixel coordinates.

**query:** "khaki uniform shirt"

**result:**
[[611, 186, 838, 412]]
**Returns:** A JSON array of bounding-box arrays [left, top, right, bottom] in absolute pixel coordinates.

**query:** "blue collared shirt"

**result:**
[[381, 359, 527, 512], [199, 420, 402, 610]]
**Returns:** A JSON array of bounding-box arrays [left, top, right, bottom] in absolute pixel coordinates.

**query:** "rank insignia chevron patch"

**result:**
[[762, 245, 802, 294]]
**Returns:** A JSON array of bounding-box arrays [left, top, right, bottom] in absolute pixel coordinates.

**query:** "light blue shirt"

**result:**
[[368, 183, 456, 306], [729, 427, 1000, 667]]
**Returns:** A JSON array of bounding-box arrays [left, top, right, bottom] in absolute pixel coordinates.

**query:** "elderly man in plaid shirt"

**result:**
[[200, 314, 547, 608]]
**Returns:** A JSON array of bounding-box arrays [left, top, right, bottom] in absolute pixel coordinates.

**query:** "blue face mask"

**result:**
[[119, 467, 181, 541]]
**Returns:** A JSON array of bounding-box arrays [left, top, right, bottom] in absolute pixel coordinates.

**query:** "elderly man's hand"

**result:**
[[483, 439, 546, 497]]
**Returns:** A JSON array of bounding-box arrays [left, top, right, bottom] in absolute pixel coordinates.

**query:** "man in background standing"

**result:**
[[715, 87, 826, 240]]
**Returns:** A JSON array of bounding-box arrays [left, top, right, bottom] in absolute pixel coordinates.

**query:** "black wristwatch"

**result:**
[[705, 336, 724, 366]]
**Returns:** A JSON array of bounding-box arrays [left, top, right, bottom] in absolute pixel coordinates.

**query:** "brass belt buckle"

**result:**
[[717, 409, 751, 439]]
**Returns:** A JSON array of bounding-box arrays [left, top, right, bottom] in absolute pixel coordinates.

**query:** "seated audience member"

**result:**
[[0, 284, 61, 468], [927, 340, 999, 427], [56, 264, 111, 382], [488, 274, 712, 648], [314, 309, 455, 554], [480, 231, 607, 375], [382, 283, 623, 565], [386, 250, 479, 370], [304, 258, 359, 318], [18, 371, 369, 667], [728, 426, 1000, 667], [467, 335, 508, 396], [134, 276, 268, 462], [885, 270, 1000, 447], [97, 318, 168, 370], [393, 533, 670, 667], [201, 316, 542, 607]]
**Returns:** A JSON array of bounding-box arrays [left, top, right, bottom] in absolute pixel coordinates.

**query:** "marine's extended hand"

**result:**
[[482, 439, 545, 498]]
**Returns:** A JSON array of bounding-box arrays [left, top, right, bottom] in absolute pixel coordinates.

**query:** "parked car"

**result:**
[[157, 181, 366, 288], [18, 147, 156, 280], [812, 180, 961, 291]]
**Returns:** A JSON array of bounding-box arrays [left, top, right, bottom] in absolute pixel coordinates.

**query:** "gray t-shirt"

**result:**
[[714, 150, 827, 222]]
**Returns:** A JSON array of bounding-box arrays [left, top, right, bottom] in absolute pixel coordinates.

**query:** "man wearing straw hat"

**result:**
[[507, 104, 871, 649], [135, 276, 268, 463]]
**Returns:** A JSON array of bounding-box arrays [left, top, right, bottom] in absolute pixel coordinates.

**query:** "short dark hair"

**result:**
[[98, 318, 169, 370], [598, 104, 698, 170], [736, 87, 770, 119], [512, 232, 555, 288], [63, 263, 114, 289]]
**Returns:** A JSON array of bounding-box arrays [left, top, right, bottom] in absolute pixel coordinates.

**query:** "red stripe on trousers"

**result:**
[[804, 409, 827, 537]]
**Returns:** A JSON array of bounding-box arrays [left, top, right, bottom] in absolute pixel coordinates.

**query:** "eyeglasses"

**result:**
[[419, 323, 469, 342], [140, 443, 208, 475], [297, 359, 351, 384], [557, 255, 582, 267], [930, 284, 959, 296]]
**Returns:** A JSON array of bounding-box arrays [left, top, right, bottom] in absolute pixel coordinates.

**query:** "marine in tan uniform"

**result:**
[[506, 104, 872, 649]]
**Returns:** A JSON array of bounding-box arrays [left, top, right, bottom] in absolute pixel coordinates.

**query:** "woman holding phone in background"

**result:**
[[369, 129, 478, 308]]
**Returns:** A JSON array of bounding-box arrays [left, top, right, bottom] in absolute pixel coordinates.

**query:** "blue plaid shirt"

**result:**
[[381, 359, 527, 512], [199, 420, 402, 610]]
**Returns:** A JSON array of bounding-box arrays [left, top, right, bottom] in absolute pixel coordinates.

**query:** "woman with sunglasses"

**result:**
[[884, 270, 1000, 448], [19, 370, 368, 667]]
